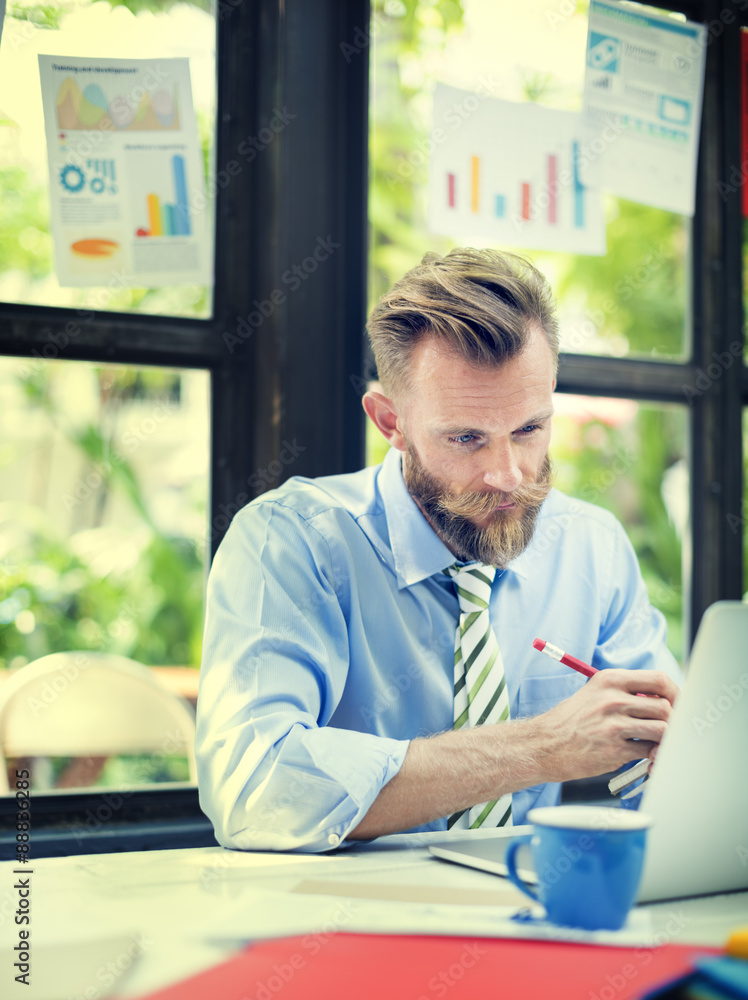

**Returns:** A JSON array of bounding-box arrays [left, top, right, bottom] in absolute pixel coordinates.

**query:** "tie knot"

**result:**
[[445, 562, 496, 612]]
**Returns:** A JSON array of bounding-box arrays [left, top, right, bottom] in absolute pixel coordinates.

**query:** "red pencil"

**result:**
[[532, 638, 598, 679]]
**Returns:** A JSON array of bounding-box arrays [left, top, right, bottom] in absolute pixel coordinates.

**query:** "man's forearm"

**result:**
[[348, 667, 677, 841], [348, 718, 546, 840]]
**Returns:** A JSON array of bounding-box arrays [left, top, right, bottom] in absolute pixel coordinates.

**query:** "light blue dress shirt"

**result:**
[[196, 447, 681, 853]]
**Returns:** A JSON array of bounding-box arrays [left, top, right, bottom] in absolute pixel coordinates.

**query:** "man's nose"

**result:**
[[482, 444, 523, 493]]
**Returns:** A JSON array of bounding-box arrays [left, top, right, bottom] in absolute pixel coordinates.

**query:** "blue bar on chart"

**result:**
[[495, 194, 505, 218], [572, 141, 584, 228], [172, 154, 191, 236]]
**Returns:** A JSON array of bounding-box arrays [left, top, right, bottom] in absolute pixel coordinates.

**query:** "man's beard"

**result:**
[[403, 445, 554, 567]]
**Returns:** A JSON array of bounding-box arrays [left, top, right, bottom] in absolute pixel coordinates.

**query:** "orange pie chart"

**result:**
[[71, 238, 120, 258]]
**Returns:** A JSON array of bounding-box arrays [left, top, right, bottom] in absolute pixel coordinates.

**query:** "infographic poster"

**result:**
[[39, 55, 212, 287], [583, 0, 706, 216]]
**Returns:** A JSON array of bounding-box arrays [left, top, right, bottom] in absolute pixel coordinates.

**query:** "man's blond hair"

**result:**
[[367, 247, 559, 399]]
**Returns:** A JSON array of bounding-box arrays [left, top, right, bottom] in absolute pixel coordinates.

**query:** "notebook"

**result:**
[[429, 601, 748, 904], [136, 933, 722, 1000]]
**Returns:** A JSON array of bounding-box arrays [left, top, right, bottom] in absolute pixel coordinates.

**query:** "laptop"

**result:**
[[429, 601, 748, 904]]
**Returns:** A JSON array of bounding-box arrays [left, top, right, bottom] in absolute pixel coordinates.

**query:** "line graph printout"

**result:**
[[428, 85, 606, 256], [39, 56, 211, 287]]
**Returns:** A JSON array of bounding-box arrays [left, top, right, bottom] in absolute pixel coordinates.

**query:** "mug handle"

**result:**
[[505, 834, 539, 902]]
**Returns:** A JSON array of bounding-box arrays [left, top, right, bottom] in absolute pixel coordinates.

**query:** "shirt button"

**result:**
[[328, 833, 340, 846]]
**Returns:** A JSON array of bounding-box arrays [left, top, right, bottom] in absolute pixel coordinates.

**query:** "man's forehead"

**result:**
[[404, 332, 555, 425]]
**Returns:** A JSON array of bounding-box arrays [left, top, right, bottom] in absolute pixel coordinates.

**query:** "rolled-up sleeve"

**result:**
[[594, 518, 683, 684], [195, 499, 409, 852]]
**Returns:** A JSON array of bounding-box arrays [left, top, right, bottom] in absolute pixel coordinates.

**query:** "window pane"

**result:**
[[369, 0, 689, 360], [0, 0, 215, 318], [743, 408, 748, 599], [0, 356, 209, 790], [552, 395, 687, 661]]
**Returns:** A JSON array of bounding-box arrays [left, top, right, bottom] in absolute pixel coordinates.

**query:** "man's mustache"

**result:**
[[436, 462, 553, 520]]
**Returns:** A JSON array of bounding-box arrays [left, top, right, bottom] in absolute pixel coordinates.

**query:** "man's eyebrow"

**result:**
[[519, 410, 555, 426], [437, 411, 555, 436]]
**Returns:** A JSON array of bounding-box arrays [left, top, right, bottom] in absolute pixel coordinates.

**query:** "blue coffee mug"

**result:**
[[505, 805, 652, 931]]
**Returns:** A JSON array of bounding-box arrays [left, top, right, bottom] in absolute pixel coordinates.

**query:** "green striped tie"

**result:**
[[446, 562, 513, 830]]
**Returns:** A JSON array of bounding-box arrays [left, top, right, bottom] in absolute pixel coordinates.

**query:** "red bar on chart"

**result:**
[[471, 156, 480, 213], [447, 172, 456, 208], [521, 182, 531, 221], [548, 155, 557, 224]]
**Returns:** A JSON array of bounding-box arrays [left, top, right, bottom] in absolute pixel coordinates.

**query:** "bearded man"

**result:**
[[196, 248, 681, 852]]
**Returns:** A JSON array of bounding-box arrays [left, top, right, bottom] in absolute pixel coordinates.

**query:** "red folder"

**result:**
[[138, 933, 722, 1000]]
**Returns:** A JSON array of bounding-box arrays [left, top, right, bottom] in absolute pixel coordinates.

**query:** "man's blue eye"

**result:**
[[451, 434, 476, 445]]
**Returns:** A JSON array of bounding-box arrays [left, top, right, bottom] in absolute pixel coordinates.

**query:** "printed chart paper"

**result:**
[[39, 55, 212, 287], [428, 85, 606, 256], [583, 0, 706, 216]]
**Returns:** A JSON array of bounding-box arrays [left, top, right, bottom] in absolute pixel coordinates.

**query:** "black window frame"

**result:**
[[0, 0, 745, 856]]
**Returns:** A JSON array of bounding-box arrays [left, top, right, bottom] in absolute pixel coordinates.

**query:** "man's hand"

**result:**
[[534, 668, 679, 784], [349, 668, 679, 841]]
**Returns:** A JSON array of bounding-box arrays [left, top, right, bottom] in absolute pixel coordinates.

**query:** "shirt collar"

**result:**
[[379, 448, 454, 588], [378, 448, 530, 588]]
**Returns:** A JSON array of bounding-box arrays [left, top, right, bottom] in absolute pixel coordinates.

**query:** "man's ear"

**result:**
[[362, 391, 407, 451]]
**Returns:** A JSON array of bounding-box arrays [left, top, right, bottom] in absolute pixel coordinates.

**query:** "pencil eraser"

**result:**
[[532, 638, 545, 652]]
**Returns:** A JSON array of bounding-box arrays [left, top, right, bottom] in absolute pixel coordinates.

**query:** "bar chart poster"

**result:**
[[428, 85, 605, 256], [39, 56, 212, 287]]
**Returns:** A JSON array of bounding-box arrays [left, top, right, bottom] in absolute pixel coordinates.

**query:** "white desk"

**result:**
[[2, 831, 747, 999]]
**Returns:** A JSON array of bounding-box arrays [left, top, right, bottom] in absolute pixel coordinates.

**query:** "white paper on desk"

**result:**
[[583, 0, 706, 215], [331, 895, 655, 947], [0, 935, 142, 1000], [428, 85, 606, 256]]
